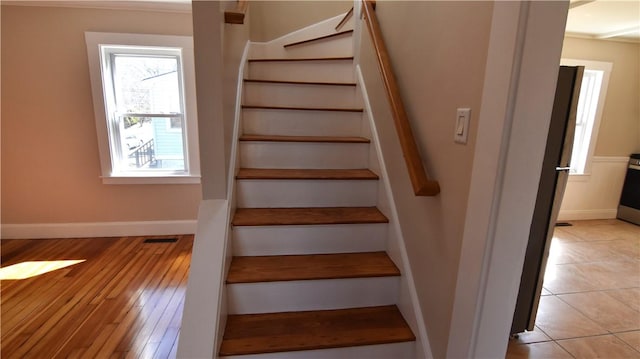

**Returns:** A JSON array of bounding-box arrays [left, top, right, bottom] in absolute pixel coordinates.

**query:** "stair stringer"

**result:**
[[249, 11, 354, 60], [356, 65, 434, 359]]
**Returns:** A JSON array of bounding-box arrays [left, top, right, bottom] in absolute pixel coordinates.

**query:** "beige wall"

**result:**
[[249, 0, 351, 42], [358, 2, 493, 357], [1, 5, 201, 224], [561, 37, 640, 155]]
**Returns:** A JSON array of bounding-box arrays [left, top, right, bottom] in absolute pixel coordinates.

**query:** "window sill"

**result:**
[[101, 175, 201, 185]]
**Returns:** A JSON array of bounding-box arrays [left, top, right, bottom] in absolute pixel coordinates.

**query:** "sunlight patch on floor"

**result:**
[[0, 260, 86, 280]]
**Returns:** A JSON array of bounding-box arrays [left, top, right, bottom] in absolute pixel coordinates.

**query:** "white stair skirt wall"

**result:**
[[239, 142, 369, 169], [233, 223, 387, 256], [222, 342, 414, 359], [244, 82, 357, 108], [0, 220, 197, 240], [558, 156, 629, 221], [249, 12, 354, 60], [356, 66, 433, 359], [236, 179, 377, 207], [228, 277, 400, 314], [177, 41, 251, 359], [248, 59, 355, 83], [177, 200, 231, 359], [243, 108, 363, 137]]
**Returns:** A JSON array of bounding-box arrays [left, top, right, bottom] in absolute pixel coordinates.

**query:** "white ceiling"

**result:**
[[566, 0, 640, 42]]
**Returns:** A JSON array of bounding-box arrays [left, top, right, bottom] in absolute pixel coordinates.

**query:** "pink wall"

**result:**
[[1, 5, 201, 224]]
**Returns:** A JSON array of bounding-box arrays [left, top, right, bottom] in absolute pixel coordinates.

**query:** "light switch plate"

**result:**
[[455, 108, 471, 144]]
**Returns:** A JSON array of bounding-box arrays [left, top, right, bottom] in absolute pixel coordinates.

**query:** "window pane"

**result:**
[[120, 116, 185, 171], [113, 55, 181, 115], [569, 70, 603, 174]]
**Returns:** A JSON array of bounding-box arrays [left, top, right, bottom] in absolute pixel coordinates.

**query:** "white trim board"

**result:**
[[1, 220, 197, 239], [1, 1, 192, 13], [558, 209, 618, 221], [356, 65, 431, 359]]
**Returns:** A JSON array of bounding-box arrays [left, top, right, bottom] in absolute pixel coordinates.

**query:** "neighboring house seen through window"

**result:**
[[85, 32, 200, 184]]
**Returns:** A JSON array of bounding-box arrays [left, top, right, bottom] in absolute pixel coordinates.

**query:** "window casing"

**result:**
[[560, 59, 612, 176], [85, 32, 200, 184]]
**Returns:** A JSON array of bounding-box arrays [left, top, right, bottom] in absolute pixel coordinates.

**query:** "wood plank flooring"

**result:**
[[239, 134, 370, 143], [236, 168, 379, 180], [232, 207, 389, 226], [227, 252, 400, 284], [219, 305, 415, 356], [1, 235, 193, 359]]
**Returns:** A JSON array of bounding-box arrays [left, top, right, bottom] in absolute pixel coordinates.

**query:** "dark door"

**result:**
[[511, 66, 584, 334]]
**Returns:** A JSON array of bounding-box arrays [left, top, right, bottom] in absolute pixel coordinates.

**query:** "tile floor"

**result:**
[[506, 219, 640, 359]]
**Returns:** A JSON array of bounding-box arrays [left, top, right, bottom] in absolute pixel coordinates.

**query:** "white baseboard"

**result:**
[[1, 220, 197, 239], [557, 209, 618, 221]]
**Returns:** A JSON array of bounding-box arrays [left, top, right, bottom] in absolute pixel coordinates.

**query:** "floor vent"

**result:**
[[143, 237, 178, 244], [555, 222, 573, 227]]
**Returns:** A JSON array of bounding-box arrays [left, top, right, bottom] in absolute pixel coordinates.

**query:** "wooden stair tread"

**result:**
[[245, 79, 356, 86], [242, 105, 363, 112], [237, 168, 378, 180], [284, 29, 354, 48], [227, 252, 400, 283], [219, 305, 415, 356], [248, 56, 354, 62], [239, 134, 369, 143], [232, 207, 388, 226]]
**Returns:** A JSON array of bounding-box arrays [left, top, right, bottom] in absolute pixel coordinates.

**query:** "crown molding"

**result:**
[[1, 0, 192, 13], [565, 31, 640, 44]]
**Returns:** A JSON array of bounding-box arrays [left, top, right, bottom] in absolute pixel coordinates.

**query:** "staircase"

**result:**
[[218, 16, 417, 359]]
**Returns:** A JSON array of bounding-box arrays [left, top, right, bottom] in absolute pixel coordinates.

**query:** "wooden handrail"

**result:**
[[361, 0, 440, 196], [225, 0, 248, 24]]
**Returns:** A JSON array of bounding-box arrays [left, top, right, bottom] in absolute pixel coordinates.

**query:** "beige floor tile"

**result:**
[[558, 291, 640, 332], [548, 238, 583, 265], [543, 263, 602, 294], [553, 227, 584, 242], [552, 239, 639, 264], [589, 260, 640, 289], [542, 287, 553, 296], [506, 341, 573, 359], [511, 326, 553, 344], [562, 220, 640, 242], [615, 331, 640, 352], [535, 296, 608, 340], [607, 288, 640, 312], [545, 260, 640, 294], [558, 334, 640, 358]]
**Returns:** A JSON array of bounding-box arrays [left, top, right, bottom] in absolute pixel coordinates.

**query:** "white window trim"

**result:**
[[560, 58, 612, 177], [85, 32, 200, 184]]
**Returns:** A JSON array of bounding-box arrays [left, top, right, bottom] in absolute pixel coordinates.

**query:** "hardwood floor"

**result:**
[[1, 234, 193, 358]]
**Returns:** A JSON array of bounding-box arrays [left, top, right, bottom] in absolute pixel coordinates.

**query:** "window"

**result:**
[[560, 59, 612, 176], [85, 32, 200, 184]]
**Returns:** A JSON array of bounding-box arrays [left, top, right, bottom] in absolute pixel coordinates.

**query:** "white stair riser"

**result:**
[[227, 277, 399, 314], [244, 82, 357, 108], [221, 342, 415, 359], [242, 109, 363, 137], [248, 60, 354, 83], [236, 179, 377, 208], [240, 142, 369, 169], [232, 223, 387, 256]]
